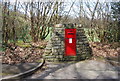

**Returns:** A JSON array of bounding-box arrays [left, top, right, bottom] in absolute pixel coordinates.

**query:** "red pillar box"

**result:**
[[65, 29, 76, 56]]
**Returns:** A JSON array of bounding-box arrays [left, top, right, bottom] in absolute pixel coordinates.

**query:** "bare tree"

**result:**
[[12, 0, 17, 45]]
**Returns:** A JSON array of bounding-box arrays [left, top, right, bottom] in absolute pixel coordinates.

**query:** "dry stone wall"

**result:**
[[43, 24, 92, 62]]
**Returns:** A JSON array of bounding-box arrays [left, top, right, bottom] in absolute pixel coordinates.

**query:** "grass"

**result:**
[[35, 59, 43, 63], [17, 44, 31, 48], [16, 40, 24, 44], [15, 40, 31, 48], [0, 73, 14, 76]]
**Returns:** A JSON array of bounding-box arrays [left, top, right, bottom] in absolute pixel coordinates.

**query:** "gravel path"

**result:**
[[26, 60, 119, 79]]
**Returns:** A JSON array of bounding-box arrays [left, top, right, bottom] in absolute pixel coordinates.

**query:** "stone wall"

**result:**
[[43, 24, 92, 62]]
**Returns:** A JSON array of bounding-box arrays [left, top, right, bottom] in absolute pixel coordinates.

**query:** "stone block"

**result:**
[[58, 56, 63, 59], [54, 28, 64, 30], [45, 56, 56, 59], [61, 49, 64, 52], [53, 58, 60, 62], [44, 50, 52, 53], [53, 44, 61, 46], [46, 43, 52, 47], [61, 42, 64, 45], [53, 46, 60, 49], [58, 52, 63, 55], [46, 47, 52, 50], [45, 49, 52, 53], [55, 56, 59, 58], [52, 41, 61, 44], [52, 49, 57, 53]]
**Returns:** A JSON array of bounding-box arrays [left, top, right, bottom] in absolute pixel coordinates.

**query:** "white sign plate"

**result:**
[[69, 38, 72, 43]]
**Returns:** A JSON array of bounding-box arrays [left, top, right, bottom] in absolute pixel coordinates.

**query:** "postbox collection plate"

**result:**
[[65, 29, 76, 56]]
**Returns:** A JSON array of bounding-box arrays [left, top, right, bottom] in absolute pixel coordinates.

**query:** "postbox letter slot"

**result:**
[[68, 33, 74, 35], [69, 38, 72, 43]]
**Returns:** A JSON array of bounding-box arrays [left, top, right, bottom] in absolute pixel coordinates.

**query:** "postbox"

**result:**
[[65, 29, 76, 56]]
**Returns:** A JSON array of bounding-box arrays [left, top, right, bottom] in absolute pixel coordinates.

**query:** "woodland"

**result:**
[[0, 0, 120, 64]]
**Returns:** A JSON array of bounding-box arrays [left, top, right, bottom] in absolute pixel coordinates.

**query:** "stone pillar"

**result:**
[[43, 24, 92, 62]]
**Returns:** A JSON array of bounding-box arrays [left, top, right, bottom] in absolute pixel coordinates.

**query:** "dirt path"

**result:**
[[26, 60, 119, 79]]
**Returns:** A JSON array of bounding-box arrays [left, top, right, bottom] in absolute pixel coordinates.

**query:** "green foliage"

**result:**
[[0, 47, 6, 51], [111, 1, 120, 42], [45, 27, 52, 40], [111, 1, 120, 20], [84, 28, 100, 42], [84, 28, 119, 43], [19, 25, 31, 43]]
